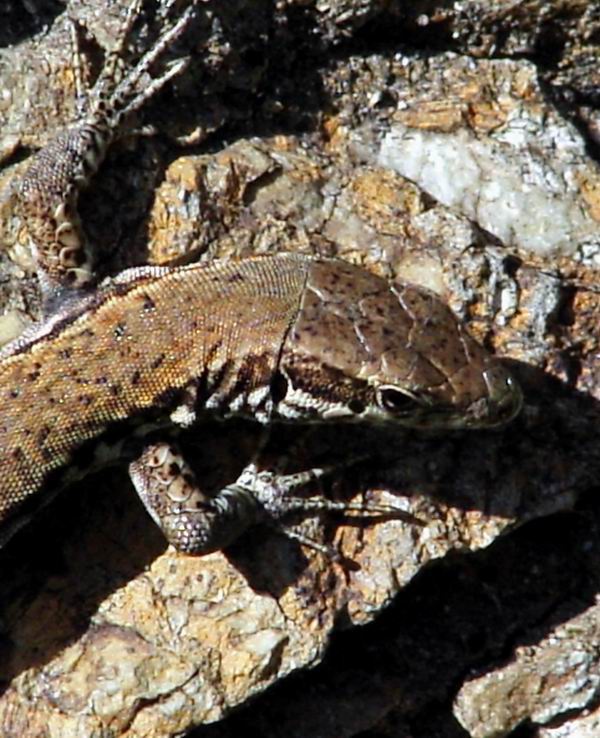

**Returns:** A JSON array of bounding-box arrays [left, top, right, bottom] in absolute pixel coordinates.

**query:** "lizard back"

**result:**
[[0, 254, 309, 531]]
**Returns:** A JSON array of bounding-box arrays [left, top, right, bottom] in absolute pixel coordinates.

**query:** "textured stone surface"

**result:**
[[455, 595, 600, 737], [0, 1, 598, 737]]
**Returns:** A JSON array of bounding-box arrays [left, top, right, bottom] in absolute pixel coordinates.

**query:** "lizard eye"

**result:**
[[376, 387, 422, 413]]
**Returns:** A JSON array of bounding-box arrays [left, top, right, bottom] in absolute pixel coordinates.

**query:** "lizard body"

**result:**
[[0, 253, 521, 550]]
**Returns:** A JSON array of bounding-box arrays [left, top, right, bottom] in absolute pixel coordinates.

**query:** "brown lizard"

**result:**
[[1, 0, 522, 555]]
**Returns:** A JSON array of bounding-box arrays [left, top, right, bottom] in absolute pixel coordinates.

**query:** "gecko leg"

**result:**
[[18, 0, 200, 295], [129, 441, 423, 557]]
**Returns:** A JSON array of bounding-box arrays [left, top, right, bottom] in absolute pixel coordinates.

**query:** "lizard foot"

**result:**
[[129, 441, 423, 559]]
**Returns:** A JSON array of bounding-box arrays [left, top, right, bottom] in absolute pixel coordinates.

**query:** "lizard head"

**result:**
[[274, 259, 521, 429]]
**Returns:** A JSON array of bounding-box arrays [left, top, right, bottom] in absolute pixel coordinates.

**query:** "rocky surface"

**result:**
[[0, 1, 598, 737]]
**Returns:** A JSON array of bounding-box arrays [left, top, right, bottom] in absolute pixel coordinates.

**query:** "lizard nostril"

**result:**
[[347, 398, 365, 414], [483, 366, 523, 424]]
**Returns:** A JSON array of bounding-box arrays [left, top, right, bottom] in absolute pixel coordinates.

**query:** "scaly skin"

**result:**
[[17, 0, 199, 292], [0, 254, 521, 549]]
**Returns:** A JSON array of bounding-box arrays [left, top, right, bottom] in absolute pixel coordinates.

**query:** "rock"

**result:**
[[0, 1, 598, 737]]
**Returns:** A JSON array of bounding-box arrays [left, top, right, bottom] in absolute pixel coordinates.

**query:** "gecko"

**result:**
[[0, 0, 522, 555]]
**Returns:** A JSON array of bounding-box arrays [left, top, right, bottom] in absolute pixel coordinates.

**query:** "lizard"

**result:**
[[0, 0, 522, 555]]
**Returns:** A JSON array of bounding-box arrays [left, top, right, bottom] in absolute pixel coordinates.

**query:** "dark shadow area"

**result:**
[[191, 507, 600, 738], [0, 0, 63, 48], [538, 75, 600, 166], [0, 465, 168, 690]]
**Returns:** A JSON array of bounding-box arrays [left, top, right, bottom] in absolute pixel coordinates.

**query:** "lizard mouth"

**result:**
[[409, 365, 522, 430]]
